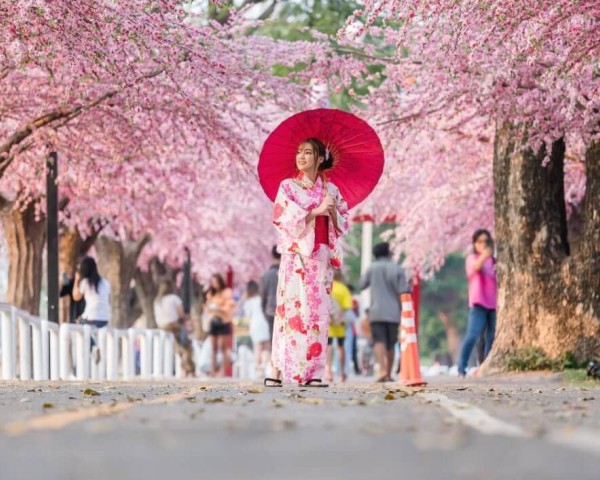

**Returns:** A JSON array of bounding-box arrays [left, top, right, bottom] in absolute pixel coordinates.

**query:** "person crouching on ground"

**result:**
[[153, 279, 195, 377]]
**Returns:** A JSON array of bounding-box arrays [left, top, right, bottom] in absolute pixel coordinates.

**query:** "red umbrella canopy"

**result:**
[[258, 108, 384, 209]]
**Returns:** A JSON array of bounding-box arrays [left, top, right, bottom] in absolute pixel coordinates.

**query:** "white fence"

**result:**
[[0, 303, 256, 382]]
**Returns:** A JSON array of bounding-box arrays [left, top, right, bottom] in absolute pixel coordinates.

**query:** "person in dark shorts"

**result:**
[[260, 245, 280, 341], [205, 273, 235, 377], [360, 242, 409, 382]]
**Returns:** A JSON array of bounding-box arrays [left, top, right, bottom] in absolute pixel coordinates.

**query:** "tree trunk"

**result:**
[[0, 199, 46, 314], [58, 228, 84, 323], [191, 279, 207, 340], [59, 228, 88, 276], [95, 235, 150, 328], [579, 139, 600, 320], [134, 264, 158, 329], [484, 124, 600, 371], [437, 311, 461, 363]]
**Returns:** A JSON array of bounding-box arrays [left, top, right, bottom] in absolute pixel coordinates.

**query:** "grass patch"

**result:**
[[506, 346, 600, 387], [507, 346, 592, 372], [507, 346, 563, 372], [562, 369, 600, 388]]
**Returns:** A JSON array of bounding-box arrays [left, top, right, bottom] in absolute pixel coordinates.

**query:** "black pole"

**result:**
[[182, 247, 192, 314], [47, 152, 59, 323]]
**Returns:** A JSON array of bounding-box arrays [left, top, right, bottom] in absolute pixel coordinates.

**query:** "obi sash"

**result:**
[[314, 215, 329, 251]]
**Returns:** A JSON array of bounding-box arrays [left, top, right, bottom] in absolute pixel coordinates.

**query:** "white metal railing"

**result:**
[[235, 344, 254, 380], [0, 303, 252, 381], [0, 304, 17, 380], [0, 304, 183, 381], [0, 306, 60, 381]]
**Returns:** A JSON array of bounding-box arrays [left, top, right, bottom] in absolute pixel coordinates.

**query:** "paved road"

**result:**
[[1, 375, 599, 480]]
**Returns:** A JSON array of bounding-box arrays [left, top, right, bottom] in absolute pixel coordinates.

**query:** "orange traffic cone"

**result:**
[[399, 293, 427, 387]]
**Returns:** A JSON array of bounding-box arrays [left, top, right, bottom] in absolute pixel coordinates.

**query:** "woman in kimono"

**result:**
[[265, 138, 349, 387]]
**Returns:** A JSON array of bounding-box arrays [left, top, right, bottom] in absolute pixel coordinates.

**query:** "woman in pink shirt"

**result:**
[[458, 229, 497, 376]]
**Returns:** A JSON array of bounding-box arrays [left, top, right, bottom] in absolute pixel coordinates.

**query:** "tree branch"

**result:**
[[258, 0, 278, 21], [0, 67, 164, 177], [376, 104, 447, 127], [0, 67, 12, 82], [332, 46, 402, 64], [376, 93, 463, 127], [81, 225, 103, 254]]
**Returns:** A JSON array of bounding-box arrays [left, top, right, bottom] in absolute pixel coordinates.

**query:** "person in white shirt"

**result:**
[[72, 256, 111, 364], [153, 280, 195, 377], [242, 280, 271, 377], [72, 256, 111, 328]]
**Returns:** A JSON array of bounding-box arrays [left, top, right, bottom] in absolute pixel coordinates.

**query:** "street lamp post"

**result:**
[[46, 152, 59, 323], [182, 247, 192, 314], [225, 265, 234, 377]]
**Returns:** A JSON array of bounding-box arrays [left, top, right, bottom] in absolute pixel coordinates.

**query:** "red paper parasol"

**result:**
[[258, 108, 384, 209]]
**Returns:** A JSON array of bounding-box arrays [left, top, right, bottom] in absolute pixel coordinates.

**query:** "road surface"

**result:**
[[1, 374, 599, 479]]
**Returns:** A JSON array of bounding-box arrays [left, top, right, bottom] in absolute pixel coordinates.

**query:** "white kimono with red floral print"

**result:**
[[271, 173, 349, 383]]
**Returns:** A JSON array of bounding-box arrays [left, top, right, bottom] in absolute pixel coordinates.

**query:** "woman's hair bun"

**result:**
[[319, 149, 334, 171]]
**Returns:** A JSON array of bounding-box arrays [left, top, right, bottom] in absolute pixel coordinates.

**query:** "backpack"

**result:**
[[330, 297, 345, 326]]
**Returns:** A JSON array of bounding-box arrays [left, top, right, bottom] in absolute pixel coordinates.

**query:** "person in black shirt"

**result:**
[[60, 270, 86, 323]]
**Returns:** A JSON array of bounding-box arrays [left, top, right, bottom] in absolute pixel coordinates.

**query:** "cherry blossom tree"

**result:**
[[0, 1, 343, 318], [341, 1, 600, 365]]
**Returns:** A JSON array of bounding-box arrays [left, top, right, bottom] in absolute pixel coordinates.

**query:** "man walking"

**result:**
[[360, 242, 409, 382], [261, 245, 281, 341]]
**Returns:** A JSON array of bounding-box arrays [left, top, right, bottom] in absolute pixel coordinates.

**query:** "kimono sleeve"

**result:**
[[272, 181, 310, 239], [334, 189, 350, 237]]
